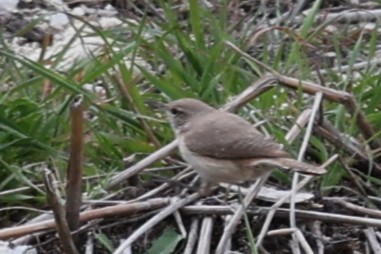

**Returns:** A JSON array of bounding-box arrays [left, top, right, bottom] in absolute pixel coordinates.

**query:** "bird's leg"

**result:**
[[198, 180, 216, 197], [223, 184, 231, 203]]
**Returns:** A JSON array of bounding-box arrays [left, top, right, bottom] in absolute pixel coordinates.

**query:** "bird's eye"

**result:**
[[170, 108, 180, 115]]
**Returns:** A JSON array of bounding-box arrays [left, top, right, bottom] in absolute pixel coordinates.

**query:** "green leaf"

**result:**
[[189, 0, 205, 47], [147, 226, 183, 254], [367, 112, 381, 126], [0, 50, 93, 99], [95, 232, 114, 252], [321, 162, 346, 190], [300, 0, 322, 38]]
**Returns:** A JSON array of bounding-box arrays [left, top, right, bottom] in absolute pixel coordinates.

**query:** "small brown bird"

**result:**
[[165, 98, 326, 195]]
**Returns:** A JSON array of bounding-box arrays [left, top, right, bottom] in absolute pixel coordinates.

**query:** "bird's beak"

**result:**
[[146, 101, 167, 111], [159, 102, 169, 111]]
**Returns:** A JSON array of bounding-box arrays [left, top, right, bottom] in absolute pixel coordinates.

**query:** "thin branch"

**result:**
[[182, 205, 381, 227], [215, 177, 268, 254], [183, 219, 199, 254], [66, 95, 84, 232], [290, 92, 323, 251], [44, 169, 79, 254], [310, 221, 324, 254], [113, 194, 199, 254], [294, 229, 314, 254], [256, 154, 338, 246], [329, 198, 381, 219], [364, 227, 381, 253], [0, 198, 168, 240], [226, 41, 380, 152], [278, 76, 381, 150], [196, 217, 214, 254]]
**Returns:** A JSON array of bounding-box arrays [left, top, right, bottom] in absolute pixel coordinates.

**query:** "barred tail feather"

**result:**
[[250, 158, 326, 175]]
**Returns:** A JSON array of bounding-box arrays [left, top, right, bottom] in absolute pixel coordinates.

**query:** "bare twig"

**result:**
[[329, 198, 381, 219], [310, 221, 324, 254], [66, 95, 84, 232], [290, 92, 323, 252], [0, 198, 168, 240], [226, 41, 381, 151], [285, 109, 312, 142], [183, 219, 199, 254], [130, 167, 194, 202], [278, 76, 381, 150], [339, 157, 369, 197], [304, 9, 381, 24], [294, 229, 314, 254], [174, 211, 187, 238], [107, 140, 178, 189], [113, 194, 199, 254], [314, 58, 381, 76], [364, 227, 381, 253], [44, 169, 79, 254], [267, 228, 297, 236], [270, 8, 381, 27], [222, 215, 233, 254], [315, 119, 366, 160], [215, 177, 269, 254], [256, 154, 338, 246], [221, 74, 277, 112], [182, 205, 381, 227], [196, 217, 214, 254]]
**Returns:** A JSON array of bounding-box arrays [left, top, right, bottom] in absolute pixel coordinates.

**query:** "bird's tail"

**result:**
[[250, 158, 326, 175]]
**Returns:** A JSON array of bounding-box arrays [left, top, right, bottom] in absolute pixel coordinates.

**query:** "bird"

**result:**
[[164, 98, 326, 195]]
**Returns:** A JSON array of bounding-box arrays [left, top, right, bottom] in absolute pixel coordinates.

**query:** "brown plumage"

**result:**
[[165, 98, 326, 195], [184, 110, 290, 159]]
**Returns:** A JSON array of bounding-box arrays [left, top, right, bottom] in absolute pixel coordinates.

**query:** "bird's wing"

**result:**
[[184, 111, 289, 159]]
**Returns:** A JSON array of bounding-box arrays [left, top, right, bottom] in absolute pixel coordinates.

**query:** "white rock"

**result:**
[[71, 6, 86, 17], [99, 17, 122, 29], [104, 4, 116, 11], [0, 241, 37, 254], [364, 23, 376, 31], [0, 0, 19, 12], [49, 12, 69, 30]]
